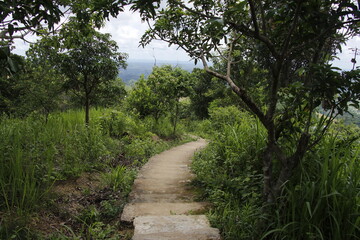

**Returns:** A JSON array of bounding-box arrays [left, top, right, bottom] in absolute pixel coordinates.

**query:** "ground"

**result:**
[[30, 172, 133, 239]]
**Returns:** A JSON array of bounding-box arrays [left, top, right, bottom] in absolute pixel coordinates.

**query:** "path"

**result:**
[[121, 138, 221, 240]]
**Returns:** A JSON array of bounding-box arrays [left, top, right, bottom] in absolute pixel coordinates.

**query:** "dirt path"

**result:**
[[121, 138, 220, 240]]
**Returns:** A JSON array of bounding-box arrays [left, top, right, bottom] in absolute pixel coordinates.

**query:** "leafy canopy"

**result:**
[[141, 0, 360, 202], [27, 18, 127, 124]]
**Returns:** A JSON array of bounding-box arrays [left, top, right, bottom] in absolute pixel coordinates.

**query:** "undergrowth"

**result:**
[[192, 105, 360, 240], [0, 108, 192, 239]]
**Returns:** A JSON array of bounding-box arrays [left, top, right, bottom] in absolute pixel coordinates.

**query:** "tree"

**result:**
[[127, 74, 165, 122], [12, 63, 64, 119], [0, 0, 160, 44], [127, 65, 192, 134], [1, 0, 160, 76], [28, 19, 127, 124], [190, 68, 239, 119], [92, 78, 127, 108], [141, 0, 360, 203], [150, 65, 192, 134], [0, 53, 25, 114]]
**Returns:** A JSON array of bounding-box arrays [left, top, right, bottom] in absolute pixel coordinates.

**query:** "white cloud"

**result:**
[[99, 7, 191, 62], [332, 36, 360, 70]]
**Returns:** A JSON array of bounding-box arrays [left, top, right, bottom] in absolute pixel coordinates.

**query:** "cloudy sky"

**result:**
[[13, 7, 359, 69], [13, 6, 191, 63]]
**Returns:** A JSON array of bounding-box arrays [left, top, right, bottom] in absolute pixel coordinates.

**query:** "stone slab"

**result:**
[[132, 215, 221, 240], [121, 202, 209, 222]]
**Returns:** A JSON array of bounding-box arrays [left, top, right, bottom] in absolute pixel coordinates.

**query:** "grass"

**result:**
[[0, 108, 193, 239], [191, 105, 360, 240], [265, 130, 360, 240]]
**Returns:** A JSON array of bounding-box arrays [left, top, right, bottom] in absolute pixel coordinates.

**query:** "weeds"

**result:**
[[264, 130, 360, 240], [0, 108, 191, 238], [102, 166, 136, 194], [192, 106, 360, 240]]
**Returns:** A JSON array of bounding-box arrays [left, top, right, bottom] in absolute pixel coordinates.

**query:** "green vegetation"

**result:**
[[27, 18, 127, 125], [143, 0, 360, 205], [0, 108, 192, 239], [127, 65, 192, 135], [191, 106, 360, 239], [1, 1, 359, 239]]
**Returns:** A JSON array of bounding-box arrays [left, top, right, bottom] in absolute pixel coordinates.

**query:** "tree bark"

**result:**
[[85, 93, 90, 126], [172, 102, 179, 135]]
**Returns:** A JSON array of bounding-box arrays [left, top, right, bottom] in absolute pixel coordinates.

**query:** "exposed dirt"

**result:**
[[30, 172, 133, 239]]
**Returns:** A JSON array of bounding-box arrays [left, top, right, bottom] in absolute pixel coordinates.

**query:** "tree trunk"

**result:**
[[263, 146, 274, 203], [85, 93, 90, 126], [172, 103, 179, 135]]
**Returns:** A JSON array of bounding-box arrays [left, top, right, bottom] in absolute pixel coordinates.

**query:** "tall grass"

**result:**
[[0, 110, 119, 216], [265, 131, 360, 240], [192, 106, 266, 239], [192, 106, 360, 240], [0, 108, 195, 238]]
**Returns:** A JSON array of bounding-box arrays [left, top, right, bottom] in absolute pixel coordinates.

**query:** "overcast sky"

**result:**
[[12, 7, 359, 69], [13, 6, 192, 63]]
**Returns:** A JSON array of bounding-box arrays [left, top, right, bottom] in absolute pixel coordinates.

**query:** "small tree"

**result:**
[[127, 74, 165, 122], [127, 65, 192, 134], [189, 68, 232, 119], [28, 19, 127, 124]]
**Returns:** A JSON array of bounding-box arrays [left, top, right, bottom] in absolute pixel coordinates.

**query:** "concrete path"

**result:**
[[121, 138, 220, 240]]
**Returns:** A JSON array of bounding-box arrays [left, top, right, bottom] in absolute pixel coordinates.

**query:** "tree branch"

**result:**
[[248, 0, 259, 34], [258, 0, 267, 34], [280, 0, 302, 59], [227, 21, 280, 60], [201, 54, 268, 127]]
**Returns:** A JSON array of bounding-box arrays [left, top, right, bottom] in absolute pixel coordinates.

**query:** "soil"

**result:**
[[30, 172, 133, 239]]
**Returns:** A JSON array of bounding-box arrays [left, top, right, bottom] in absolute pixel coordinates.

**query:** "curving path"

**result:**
[[121, 138, 220, 240]]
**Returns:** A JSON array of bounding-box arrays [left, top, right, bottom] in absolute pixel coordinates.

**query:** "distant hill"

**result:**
[[119, 59, 199, 84]]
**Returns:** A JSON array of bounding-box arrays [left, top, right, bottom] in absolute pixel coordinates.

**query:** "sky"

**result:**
[[12, 6, 192, 63], [12, 7, 359, 69]]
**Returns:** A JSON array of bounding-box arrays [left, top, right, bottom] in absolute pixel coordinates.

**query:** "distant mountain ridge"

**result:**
[[119, 59, 199, 84]]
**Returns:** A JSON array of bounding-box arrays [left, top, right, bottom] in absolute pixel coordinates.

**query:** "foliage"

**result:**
[[92, 78, 127, 108], [98, 109, 149, 138], [126, 75, 163, 120], [27, 18, 127, 124], [127, 65, 192, 134], [0, 53, 26, 114], [192, 106, 360, 239], [189, 68, 228, 119], [142, 0, 360, 203], [263, 125, 360, 239], [0, 0, 160, 44], [1, 0, 158, 78], [102, 166, 136, 194], [192, 106, 266, 239], [0, 108, 193, 239], [0, 110, 118, 217]]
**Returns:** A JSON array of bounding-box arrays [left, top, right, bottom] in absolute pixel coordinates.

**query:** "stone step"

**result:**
[[132, 215, 221, 240], [121, 202, 209, 222]]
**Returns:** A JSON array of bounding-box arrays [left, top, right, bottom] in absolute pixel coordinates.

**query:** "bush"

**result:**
[[264, 127, 360, 240], [192, 109, 266, 239], [193, 108, 360, 240]]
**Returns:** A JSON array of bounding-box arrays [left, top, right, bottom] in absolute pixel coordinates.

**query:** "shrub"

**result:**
[[192, 110, 266, 239], [264, 128, 360, 240]]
